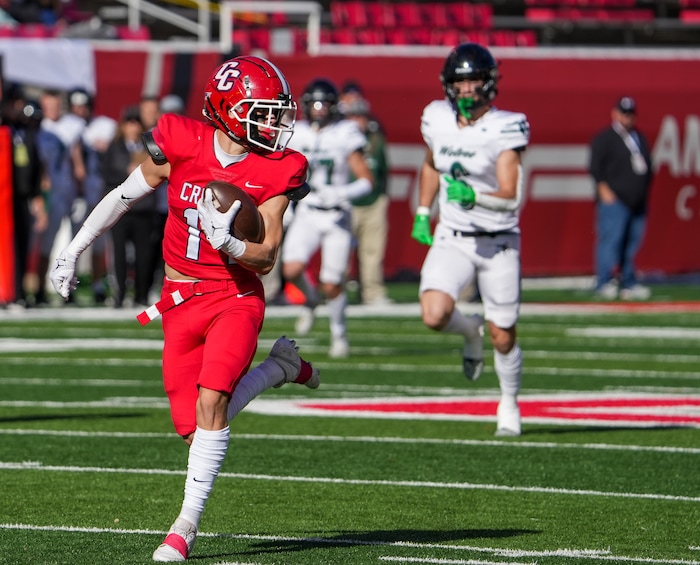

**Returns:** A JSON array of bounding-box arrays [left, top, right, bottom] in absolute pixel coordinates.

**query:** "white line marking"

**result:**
[[0, 398, 169, 409], [0, 461, 696, 502], [379, 558, 534, 564], [0, 524, 696, 564], [261, 362, 700, 380], [8, 360, 693, 381], [569, 327, 700, 339], [0, 429, 174, 438], [0, 357, 163, 366], [525, 350, 700, 364], [2, 302, 698, 323], [0, 377, 159, 387], [0, 338, 163, 352], [3, 428, 698, 455]]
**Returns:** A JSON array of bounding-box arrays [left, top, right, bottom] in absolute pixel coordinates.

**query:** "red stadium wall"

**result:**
[[92, 49, 700, 278]]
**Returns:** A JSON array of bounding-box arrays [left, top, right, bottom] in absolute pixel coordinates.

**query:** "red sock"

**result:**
[[295, 359, 313, 384]]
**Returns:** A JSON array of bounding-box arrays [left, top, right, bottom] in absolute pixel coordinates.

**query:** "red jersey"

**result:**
[[151, 114, 308, 280]]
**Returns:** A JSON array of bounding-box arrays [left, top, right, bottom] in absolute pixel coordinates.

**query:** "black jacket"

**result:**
[[102, 137, 156, 213], [11, 124, 43, 200], [589, 124, 653, 213]]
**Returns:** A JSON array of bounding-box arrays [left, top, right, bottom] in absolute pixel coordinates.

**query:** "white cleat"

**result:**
[[495, 397, 521, 437], [295, 306, 316, 336], [152, 517, 197, 562], [463, 313, 484, 381], [329, 335, 350, 359], [270, 336, 320, 389], [619, 284, 651, 301]]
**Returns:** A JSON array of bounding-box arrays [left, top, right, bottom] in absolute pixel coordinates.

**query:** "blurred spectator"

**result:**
[[34, 88, 83, 305], [339, 81, 391, 306], [589, 96, 653, 301], [67, 87, 118, 303], [139, 94, 160, 131], [101, 105, 154, 307], [159, 93, 184, 115], [1, 84, 47, 308], [6, 0, 56, 24], [36, 0, 62, 25]]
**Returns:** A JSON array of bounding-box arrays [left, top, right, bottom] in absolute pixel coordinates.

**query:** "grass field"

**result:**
[[1, 287, 699, 564]]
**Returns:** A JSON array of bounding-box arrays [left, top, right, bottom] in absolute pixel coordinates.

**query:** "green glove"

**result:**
[[411, 213, 433, 246], [443, 175, 476, 209]]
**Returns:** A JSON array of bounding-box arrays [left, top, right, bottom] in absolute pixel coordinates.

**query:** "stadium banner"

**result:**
[[90, 48, 700, 278], [0, 38, 95, 93]]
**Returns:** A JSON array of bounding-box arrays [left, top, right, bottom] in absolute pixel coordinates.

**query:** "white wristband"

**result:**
[[416, 206, 431, 216], [222, 236, 246, 258]]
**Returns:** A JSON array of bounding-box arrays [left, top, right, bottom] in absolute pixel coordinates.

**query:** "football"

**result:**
[[206, 180, 266, 244]]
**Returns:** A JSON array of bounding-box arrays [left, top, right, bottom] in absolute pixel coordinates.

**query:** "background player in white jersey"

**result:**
[[282, 78, 373, 358], [411, 43, 530, 436]]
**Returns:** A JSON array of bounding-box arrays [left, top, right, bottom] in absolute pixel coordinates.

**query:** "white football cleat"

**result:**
[[295, 306, 316, 336], [329, 335, 350, 359], [462, 313, 484, 381], [495, 397, 521, 437], [152, 517, 197, 562], [270, 336, 320, 389], [619, 284, 651, 301]]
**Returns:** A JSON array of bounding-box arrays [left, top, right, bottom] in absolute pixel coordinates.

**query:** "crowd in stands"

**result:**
[[2, 81, 184, 308], [0, 0, 698, 47], [0, 0, 132, 39], [2, 73, 394, 312]]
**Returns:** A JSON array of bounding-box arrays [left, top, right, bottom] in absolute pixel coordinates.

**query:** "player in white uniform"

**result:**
[[412, 43, 530, 436], [282, 78, 373, 358]]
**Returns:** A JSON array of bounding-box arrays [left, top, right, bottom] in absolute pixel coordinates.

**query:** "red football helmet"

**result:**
[[203, 55, 296, 152]]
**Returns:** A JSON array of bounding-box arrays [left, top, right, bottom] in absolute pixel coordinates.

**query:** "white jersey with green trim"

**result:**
[[420, 100, 530, 233], [288, 118, 367, 209]]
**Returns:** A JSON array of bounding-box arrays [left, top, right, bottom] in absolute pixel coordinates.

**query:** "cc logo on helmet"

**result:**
[[213, 61, 241, 92]]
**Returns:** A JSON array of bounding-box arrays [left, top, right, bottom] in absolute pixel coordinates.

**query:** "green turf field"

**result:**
[[0, 295, 699, 564]]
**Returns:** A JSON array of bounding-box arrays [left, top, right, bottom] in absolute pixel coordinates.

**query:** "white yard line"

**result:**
[[0, 461, 697, 502], [379, 558, 534, 564], [0, 523, 696, 564], [1, 428, 698, 455], [2, 300, 699, 324], [569, 327, 700, 339]]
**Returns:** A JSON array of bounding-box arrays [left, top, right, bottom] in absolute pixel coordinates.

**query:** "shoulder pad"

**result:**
[[142, 131, 167, 165], [286, 182, 311, 202]]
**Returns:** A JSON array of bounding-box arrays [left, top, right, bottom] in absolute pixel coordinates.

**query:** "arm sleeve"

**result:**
[[340, 178, 372, 200], [474, 165, 524, 212], [64, 166, 155, 256]]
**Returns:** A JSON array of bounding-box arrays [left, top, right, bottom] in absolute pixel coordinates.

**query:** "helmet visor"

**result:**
[[235, 99, 297, 152]]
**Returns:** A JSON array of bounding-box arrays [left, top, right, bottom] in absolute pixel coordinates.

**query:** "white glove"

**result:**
[[197, 188, 246, 257], [316, 185, 347, 209], [50, 251, 79, 299]]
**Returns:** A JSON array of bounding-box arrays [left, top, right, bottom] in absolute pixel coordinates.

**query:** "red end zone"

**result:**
[[248, 393, 700, 428]]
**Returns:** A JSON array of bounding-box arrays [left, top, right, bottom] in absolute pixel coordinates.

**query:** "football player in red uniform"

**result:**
[[50, 56, 319, 562]]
